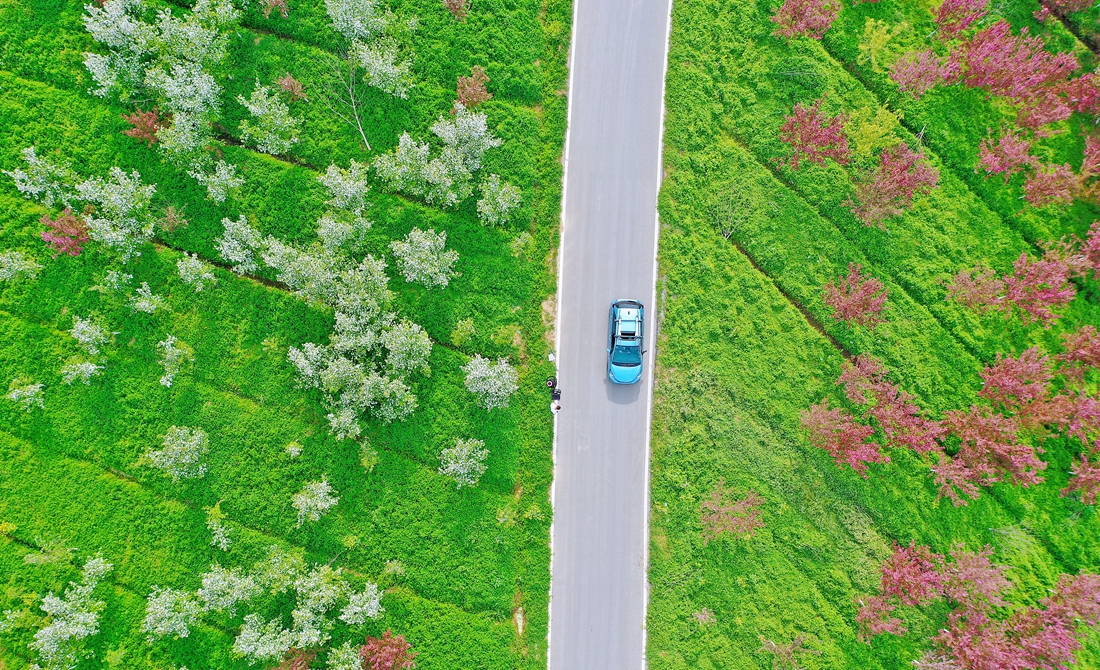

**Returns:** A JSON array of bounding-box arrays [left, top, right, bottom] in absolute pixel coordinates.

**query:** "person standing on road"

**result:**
[[550, 401, 561, 415]]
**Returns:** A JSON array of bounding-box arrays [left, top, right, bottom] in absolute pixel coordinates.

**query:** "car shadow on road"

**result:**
[[604, 379, 642, 405]]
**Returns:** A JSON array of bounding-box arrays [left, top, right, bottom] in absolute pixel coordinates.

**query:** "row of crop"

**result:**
[[0, 0, 565, 664], [0, 0, 545, 189], [0, 428, 522, 670], [0, 54, 544, 360], [819, 0, 1099, 246], [648, 158, 1100, 670], [662, 0, 1100, 372], [0, 48, 557, 670], [0, 429, 252, 670], [0, 55, 558, 594], [644, 220, 1083, 667], [154, 0, 550, 107]]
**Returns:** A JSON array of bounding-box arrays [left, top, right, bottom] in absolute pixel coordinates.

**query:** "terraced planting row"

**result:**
[[649, 0, 1100, 666], [0, 0, 568, 666]]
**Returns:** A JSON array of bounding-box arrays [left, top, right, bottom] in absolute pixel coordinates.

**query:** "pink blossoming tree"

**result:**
[[823, 263, 887, 328], [778, 97, 850, 169]]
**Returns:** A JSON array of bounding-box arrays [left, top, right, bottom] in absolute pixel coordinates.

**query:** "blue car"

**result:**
[[607, 299, 645, 384]]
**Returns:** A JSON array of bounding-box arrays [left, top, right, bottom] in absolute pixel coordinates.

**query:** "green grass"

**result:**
[[0, 0, 569, 666], [648, 0, 1100, 666]]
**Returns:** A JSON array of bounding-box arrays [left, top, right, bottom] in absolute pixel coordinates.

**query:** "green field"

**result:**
[[648, 0, 1100, 666], [0, 0, 569, 667]]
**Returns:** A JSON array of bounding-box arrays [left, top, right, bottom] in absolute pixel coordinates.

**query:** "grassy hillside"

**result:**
[[0, 0, 569, 667], [647, 0, 1100, 666]]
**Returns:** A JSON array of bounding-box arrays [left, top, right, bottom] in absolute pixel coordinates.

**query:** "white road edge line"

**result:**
[[642, 0, 675, 664], [546, 0, 580, 663]]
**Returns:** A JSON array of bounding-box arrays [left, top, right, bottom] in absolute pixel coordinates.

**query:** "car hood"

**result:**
[[608, 362, 643, 384]]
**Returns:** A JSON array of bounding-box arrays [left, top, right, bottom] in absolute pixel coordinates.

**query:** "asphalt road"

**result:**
[[547, 0, 671, 665]]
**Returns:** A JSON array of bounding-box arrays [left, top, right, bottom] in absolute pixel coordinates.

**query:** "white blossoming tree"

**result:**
[[60, 362, 103, 385], [157, 335, 193, 387], [0, 250, 42, 281], [143, 587, 202, 641], [238, 81, 300, 155], [327, 641, 363, 670], [29, 556, 112, 670], [339, 582, 384, 624], [381, 321, 432, 375], [216, 215, 264, 275], [7, 378, 44, 411], [373, 104, 501, 208], [477, 173, 522, 226], [189, 159, 244, 202], [69, 316, 108, 355], [462, 355, 519, 410], [2, 146, 75, 207], [233, 613, 293, 665], [390, 227, 458, 288], [198, 565, 260, 615], [353, 38, 412, 98], [144, 426, 209, 481], [76, 167, 157, 260], [178, 253, 217, 291], [439, 437, 489, 488], [292, 479, 339, 527]]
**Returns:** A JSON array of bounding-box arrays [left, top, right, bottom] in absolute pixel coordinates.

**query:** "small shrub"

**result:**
[[443, 0, 468, 19], [450, 318, 476, 346], [122, 108, 172, 147], [130, 282, 166, 313], [61, 361, 103, 385], [699, 479, 764, 543], [157, 334, 193, 387], [263, 0, 289, 18], [278, 73, 306, 100]]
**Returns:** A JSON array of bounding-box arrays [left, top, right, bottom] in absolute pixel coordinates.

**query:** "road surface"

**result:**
[[548, 0, 671, 665]]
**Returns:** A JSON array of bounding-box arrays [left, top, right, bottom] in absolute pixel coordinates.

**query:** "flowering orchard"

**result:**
[[0, 0, 565, 663], [653, 0, 1100, 664]]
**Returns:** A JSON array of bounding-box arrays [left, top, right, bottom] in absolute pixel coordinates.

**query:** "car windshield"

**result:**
[[611, 341, 642, 366]]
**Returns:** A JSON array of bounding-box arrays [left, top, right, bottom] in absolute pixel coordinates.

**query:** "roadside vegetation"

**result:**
[[649, 0, 1100, 666], [0, 0, 569, 666]]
